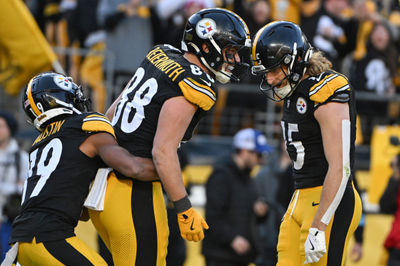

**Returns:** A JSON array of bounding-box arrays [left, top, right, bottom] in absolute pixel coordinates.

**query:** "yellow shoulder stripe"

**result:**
[[309, 74, 350, 104], [85, 114, 108, 119], [178, 79, 216, 111], [82, 115, 116, 139], [186, 77, 216, 98]]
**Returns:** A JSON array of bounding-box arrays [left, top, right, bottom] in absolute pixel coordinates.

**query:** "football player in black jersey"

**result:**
[[89, 8, 251, 266], [251, 21, 362, 265], [5, 72, 157, 265]]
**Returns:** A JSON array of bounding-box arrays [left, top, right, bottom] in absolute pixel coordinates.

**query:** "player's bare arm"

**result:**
[[312, 101, 350, 230], [152, 96, 197, 201], [80, 132, 158, 181], [105, 93, 122, 120], [152, 96, 208, 242]]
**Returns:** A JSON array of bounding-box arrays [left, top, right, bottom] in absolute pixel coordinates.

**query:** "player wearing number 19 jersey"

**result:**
[[252, 22, 362, 265], [89, 8, 251, 266], [5, 72, 156, 266]]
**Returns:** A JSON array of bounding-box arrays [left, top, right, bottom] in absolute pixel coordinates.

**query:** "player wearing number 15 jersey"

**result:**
[[88, 8, 251, 266], [4, 72, 156, 266], [251, 21, 362, 265]]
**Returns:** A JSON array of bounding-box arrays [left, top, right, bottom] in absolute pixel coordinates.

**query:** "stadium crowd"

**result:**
[[20, 0, 400, 142], [1, 0, 400, 265]]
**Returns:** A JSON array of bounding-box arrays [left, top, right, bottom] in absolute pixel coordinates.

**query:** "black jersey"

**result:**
[[111, 44, 217, 160], [11, 112, 115, 242], [281, 70, 356, 189]]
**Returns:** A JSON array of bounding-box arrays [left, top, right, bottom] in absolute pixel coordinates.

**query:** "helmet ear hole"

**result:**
[[283, 54, 292, 65], [290, 73, 301, 82]]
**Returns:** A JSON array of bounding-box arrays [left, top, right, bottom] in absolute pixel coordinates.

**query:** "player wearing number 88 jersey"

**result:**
[[110, 45, 218, 158], [89, 8, 251, 266], [5, 72, 157, 266], [251, 21, 362, 265]]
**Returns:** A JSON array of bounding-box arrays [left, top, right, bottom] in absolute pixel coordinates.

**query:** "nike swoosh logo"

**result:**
[[309, 240, 315, 251], [312, 202, 319, 207], [190, 219, 195, 231], [200, 78, 212, 87]]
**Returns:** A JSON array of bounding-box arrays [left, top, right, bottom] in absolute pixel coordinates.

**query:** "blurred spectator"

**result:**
[[97, 0, 154, 98], [153, 0, 215, 47], [379, 154, 400, 266], [27, 0, 47, 31], [28, 0, 80, 80], [202, 128, 270, 266], [245, 0, 271, 39], [254, 140, 293, 266], [351, 0, 380, 62], [269, 0, 301, 24], [236, 0, 271, 85], [0, 193, 22, 262], [44, 0, 72, 76], [350, 20, 398, 143], [352, 21, 397, 96], [65, 0, 108, 112], [301, 0, 358, 70], [0, 111, 28, 260], [41, 0, 66, 48], [59, 0, 82, 81], [80, 38, 108, 113], [65, 0, 99, 47]]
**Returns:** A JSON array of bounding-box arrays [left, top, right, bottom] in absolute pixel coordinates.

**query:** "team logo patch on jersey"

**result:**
[[296, 97, 307, 114], [53, 74, 73, 91], [196, 18, 217, 39]]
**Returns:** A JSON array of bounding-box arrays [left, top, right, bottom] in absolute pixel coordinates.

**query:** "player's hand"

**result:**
[[231, 235, 250, 255], [304, 227, 326, 264], [350, 242, 363, 262], [177, 207, 209, 242]]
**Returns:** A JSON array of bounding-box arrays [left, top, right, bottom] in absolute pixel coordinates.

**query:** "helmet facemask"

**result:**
[[209, 43, 251, 84], [187, 40, 251, 84], [32, 85, 90, 131], [252, 42, 313, 101], [181, 8, 251, 84]]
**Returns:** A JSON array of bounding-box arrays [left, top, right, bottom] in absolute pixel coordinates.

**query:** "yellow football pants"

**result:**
[[277, 183, 362, 266], [89, 172, 169, 266], [17, 236, 106, 265]]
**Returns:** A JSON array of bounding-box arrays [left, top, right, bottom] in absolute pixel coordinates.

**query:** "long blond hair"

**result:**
[[305, 51, 332, 76]]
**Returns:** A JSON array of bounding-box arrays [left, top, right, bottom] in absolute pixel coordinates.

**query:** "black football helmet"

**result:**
[[23, 72, 90, 131], [182, 8, 251, 83], [251, 21, 313, 101]]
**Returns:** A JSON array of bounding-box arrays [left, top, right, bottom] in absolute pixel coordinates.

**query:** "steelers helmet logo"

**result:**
[[196, 18, 217, 39], [53, 74, 73, 91], [296, 97, 307, 114]]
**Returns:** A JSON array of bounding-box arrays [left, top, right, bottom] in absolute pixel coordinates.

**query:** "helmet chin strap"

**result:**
[[33, 96, 83, 131], [188, 42, 232, 84], [34, 108, 73, 131], [274, 83, 294, 99]]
